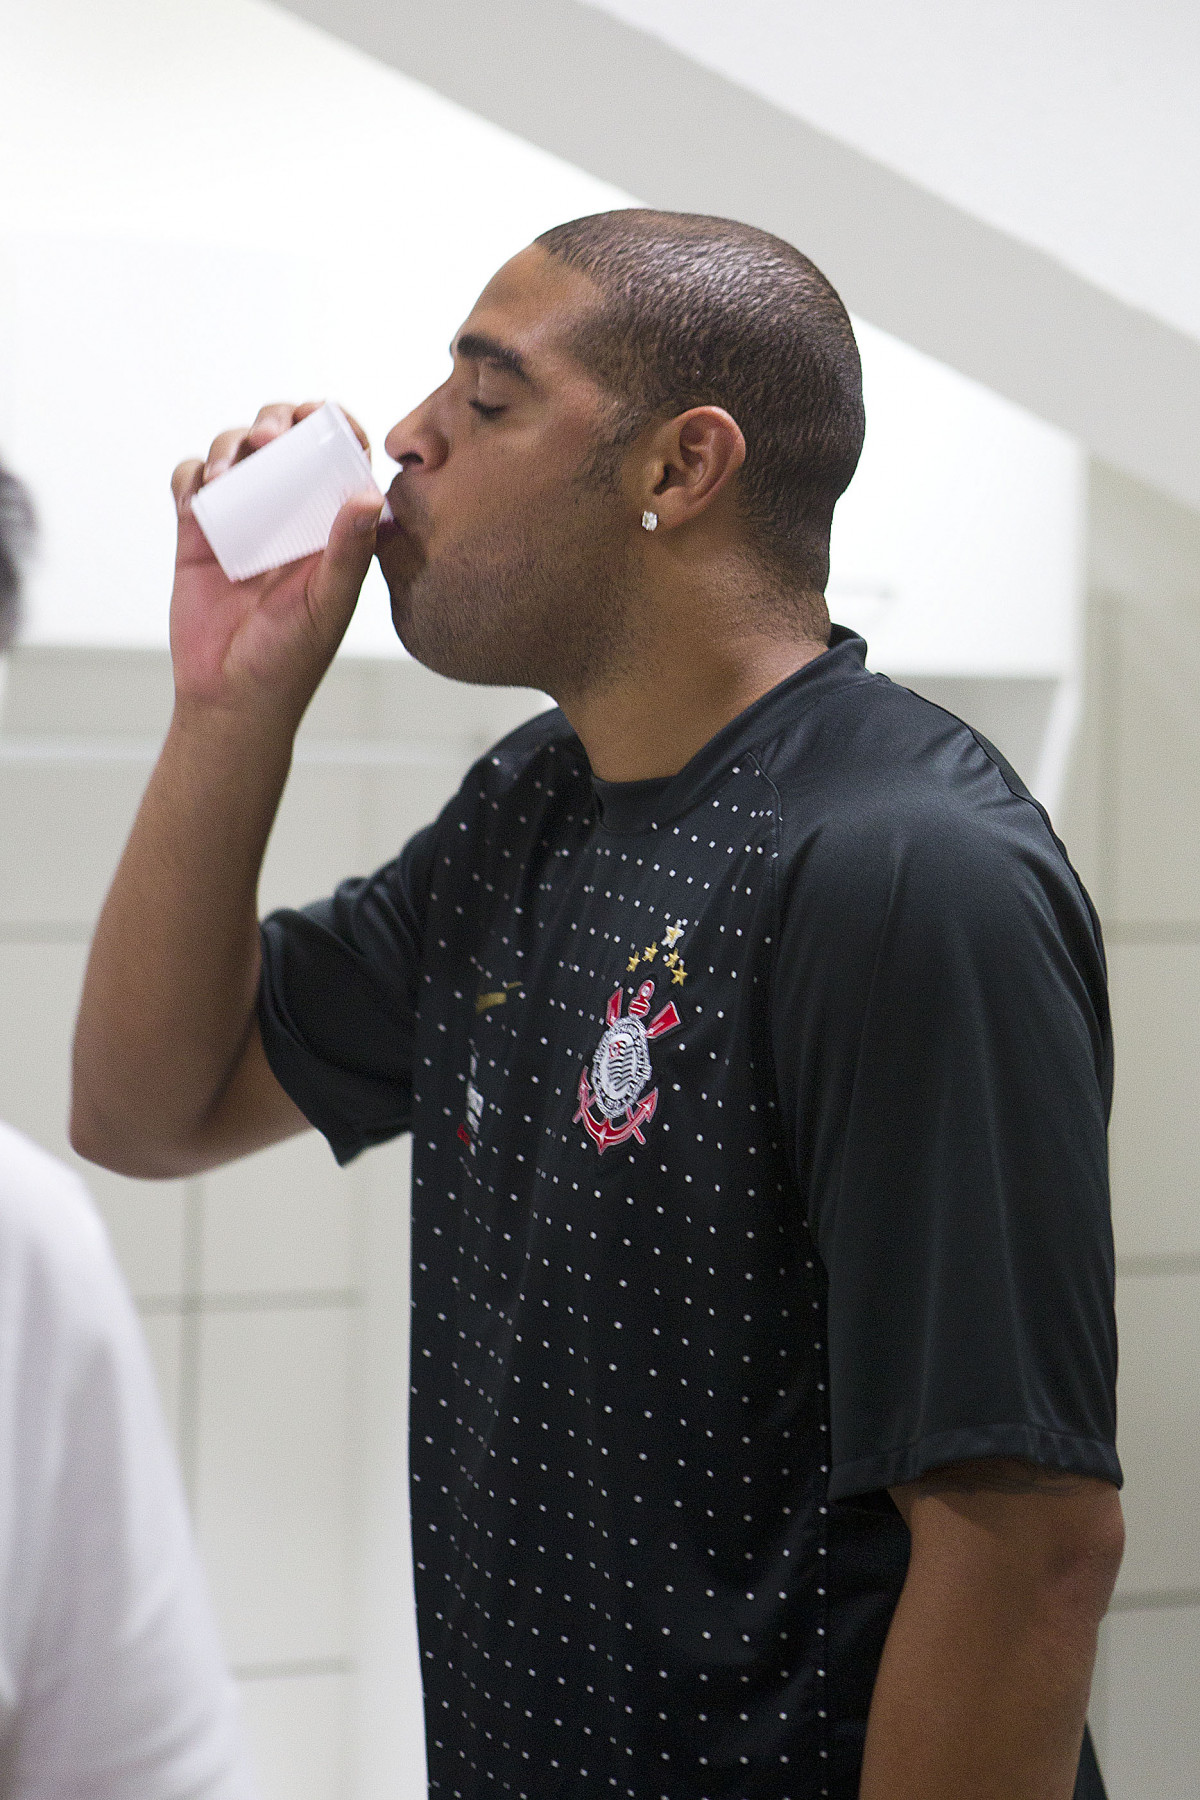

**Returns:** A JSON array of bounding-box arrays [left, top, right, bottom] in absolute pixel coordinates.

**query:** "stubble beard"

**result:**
[[384, 466, 641, 700]]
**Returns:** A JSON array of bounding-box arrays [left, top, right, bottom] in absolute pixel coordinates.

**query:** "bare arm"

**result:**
[[860, 1459, 1124, 1800], [71, 403, 383, 1178]]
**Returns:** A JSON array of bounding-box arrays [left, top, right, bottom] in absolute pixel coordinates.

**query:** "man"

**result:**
[[0, 457, 256, 1798], [72, 211, 1122, 1799]]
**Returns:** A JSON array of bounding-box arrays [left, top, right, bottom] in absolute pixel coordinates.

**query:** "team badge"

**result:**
[[574, 979, 681, 1154]]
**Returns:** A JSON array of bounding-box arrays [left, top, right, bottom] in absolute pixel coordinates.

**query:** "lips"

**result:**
[[375, 476, 413, 549]]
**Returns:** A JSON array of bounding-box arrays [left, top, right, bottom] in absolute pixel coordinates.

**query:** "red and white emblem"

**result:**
[[574, 980, 680, 1154]]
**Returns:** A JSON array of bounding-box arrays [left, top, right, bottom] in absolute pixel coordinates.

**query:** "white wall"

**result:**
[[1054, 464, 1200, 1798], [585, 0, 1200, 345], [832, 319, 1082, 679]]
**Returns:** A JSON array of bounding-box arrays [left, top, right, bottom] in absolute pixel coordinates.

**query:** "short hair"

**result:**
[[0, 458, 34, 653], [536, 210, 865, 606]]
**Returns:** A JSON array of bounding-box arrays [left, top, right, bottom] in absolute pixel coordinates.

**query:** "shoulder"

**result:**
[[466, 704, 585, 801], [762, 677, 1098, 952], [0, 1120, 109, 1264], [431, 704, 590, 851], [483, 701, 578, 769], [764, 673, 1058, 864]]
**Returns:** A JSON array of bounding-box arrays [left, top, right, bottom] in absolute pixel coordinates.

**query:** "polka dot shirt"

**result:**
[[259, 632, 1120, 1799]]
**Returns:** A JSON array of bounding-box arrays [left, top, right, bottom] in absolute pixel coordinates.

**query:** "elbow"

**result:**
[[68, 1095, 143, 1176], [69, 1082, 190, 1180], [69, 1032, 124, 1170], [69, 1052, 126, 1171], [1043, 1490, 1126, 1629], [70, 1030, 176, 1177], [68, 1103, 99, 1166], [69, 1068, 113, 1167]]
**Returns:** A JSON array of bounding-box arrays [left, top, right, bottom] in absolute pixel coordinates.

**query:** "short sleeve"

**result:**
[[772, 793, 1121, 1502], [258, 822, 438, 1164]]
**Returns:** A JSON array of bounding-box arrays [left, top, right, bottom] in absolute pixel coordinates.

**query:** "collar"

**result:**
[[590, 626, 871, 834]]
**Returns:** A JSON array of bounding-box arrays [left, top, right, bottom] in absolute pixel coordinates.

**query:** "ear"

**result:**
[[639, 407, 746, 532]]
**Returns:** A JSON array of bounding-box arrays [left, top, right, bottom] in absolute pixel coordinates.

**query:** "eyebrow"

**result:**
[[452, 331, 533, 385]]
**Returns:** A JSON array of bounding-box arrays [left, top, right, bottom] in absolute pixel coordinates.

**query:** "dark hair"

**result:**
[[0, 458, 34, 653], [536, 210, 865, 606]]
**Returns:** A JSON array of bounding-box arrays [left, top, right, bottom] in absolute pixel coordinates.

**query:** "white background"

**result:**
[[585, 0, 1200, 345]]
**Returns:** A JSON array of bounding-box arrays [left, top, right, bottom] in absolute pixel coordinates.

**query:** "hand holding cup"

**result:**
[[170, 401, 383, 734]]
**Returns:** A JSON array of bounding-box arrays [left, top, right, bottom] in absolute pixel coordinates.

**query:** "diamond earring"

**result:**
[[641, 510, 658, 532]]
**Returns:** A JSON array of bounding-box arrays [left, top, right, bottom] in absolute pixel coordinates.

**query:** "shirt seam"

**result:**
[[832, 1423, 1123, 1486], [592, 666, 882, 837], [749, 747, 832, 1789]]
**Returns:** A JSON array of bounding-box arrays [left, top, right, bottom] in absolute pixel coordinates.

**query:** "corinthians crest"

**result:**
[[574, 979, 681, 1154]]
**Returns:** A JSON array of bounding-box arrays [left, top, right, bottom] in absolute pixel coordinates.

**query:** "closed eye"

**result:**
[[470, 400, 506, 419]]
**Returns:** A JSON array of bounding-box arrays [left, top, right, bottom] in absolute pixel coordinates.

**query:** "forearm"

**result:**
[[70, 402, 381, 1175], [72, 702, 294, 1174], [860, 1465, 1122, 1800], [860, 1551, 1097, 1798]]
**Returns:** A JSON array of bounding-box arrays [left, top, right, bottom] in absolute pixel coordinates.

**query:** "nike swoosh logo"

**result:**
[[475, 980, 525, 1015]]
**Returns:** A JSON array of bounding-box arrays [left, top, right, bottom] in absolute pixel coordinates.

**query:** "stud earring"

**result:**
[[641, 510, 658, 532]]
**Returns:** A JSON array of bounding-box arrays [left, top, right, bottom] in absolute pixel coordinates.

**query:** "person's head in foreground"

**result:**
[[0, 457, 33, 654], [373, 209, 865, 696]]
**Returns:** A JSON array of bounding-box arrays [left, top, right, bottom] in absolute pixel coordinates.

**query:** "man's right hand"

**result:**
[[169, 401, 383, 735], [72, 402, 382, 1179]]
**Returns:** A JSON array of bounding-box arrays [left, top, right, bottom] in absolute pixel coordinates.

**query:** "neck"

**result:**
[[557, 619, 829, 783]]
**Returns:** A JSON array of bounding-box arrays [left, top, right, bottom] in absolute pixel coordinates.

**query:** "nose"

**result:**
[[385, 392, 449, 473]]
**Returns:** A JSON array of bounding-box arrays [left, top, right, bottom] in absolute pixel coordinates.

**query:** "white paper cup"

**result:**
[[191, 402, 382, 581]]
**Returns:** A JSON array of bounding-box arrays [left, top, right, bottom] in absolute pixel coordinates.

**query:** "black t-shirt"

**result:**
[[258, 628, 1119, 1800]]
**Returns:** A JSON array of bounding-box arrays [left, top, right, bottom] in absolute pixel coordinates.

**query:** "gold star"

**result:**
[[626, 951, 641, 973], [642, 943, 658, 962], [663, 922, 685, 947], [664, 949, 679, 969], [671, 962, 687, 985]]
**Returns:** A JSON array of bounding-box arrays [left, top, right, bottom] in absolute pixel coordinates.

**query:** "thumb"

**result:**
[[171, 458, 218, 569], [308, 489, 384, 629]]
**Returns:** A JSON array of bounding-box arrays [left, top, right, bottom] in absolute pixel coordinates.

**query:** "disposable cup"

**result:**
[[190, 402, 382, 581]]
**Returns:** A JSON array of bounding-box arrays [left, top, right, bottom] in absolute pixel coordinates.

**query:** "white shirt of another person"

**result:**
[[0, 1120, 256, 1799]]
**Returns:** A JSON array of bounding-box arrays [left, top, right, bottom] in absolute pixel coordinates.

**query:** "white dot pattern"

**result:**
[[408, 730, 837, 1798]]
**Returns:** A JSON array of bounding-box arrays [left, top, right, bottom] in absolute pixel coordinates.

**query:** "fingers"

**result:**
[[307, 489, 385, 624], [338, 407, 371, 452], [243, 401, 307, 456], [325, 489, 385, 565], [202, 404, 297, 481], [202, 426, 251, 484], [170, 457, 222, 570], [171, 458, 204, 516], [178, 402, 376, 582], [199, 402, 371, 485], [291, 401, 371, 451]]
